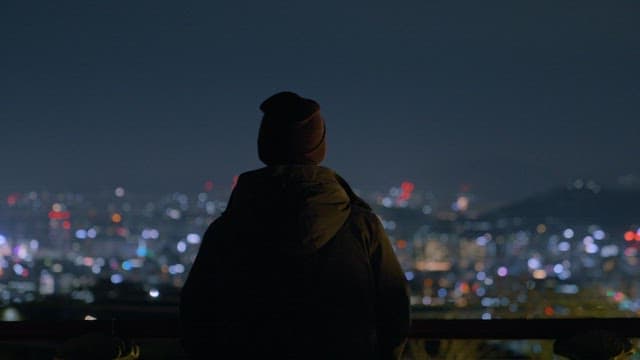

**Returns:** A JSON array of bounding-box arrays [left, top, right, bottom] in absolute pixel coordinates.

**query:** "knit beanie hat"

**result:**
[[258, 91, 326, 166]]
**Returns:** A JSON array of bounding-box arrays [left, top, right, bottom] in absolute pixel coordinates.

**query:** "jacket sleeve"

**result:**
[[179, 215, 227, 347], [368, 213, 411, 360]]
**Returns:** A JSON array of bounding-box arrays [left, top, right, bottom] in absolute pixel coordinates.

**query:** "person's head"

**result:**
[[257, 91, 326, 166]]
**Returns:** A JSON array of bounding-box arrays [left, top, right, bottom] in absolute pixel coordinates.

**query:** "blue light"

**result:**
[[122, 261, 132, 271], [437, 288, 447, 298], [136, 247, 147, 257], [404, 271, 414, 281]]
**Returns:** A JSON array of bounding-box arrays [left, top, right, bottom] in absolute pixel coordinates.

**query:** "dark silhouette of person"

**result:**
[[179, 91, 410, 359]]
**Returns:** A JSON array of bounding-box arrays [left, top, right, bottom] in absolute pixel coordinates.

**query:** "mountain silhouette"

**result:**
[[479, 187, 640, 232]]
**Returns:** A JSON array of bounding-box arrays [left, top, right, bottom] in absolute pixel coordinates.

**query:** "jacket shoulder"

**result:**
[[345, 203, 386, 257]]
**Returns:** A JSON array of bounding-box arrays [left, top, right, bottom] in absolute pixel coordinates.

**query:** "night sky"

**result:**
[[1, 1, 638, 205]]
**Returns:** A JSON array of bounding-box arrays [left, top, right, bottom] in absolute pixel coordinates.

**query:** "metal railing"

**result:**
[[1, 318, 639, 341]]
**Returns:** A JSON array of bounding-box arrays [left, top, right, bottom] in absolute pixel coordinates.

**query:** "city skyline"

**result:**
[[1, 174, 639, 323]]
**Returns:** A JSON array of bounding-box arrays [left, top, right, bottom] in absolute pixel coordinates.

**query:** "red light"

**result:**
[[544, 306, 554, 316], [396, 239, 408, 249], [7, 193, 19, 206], [204, 180, 214, 192], [401, 181, 415, 193], [400, 181, 415, 201], [62, 221, 71, 230], [625, 231, 635, 242], [635, 234, 640, 242], [116, 227, 128, 237], [614, 292, 625, 302], [48, 211, 70, 220]]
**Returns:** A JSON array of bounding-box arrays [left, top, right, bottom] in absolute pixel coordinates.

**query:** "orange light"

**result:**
[[459, 282, 470, 294], [625, 231, 635, 241], [396, 239, 408, 249], [544, 306, 554, 316], [111, 213, 122, 223], [536, 224, 547, 234]]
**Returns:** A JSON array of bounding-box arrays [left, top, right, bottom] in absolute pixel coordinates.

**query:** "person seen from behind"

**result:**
[[179, 91, 411, 359]]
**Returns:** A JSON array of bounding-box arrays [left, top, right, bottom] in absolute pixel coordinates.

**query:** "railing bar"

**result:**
[[1, 319, 640, 340]]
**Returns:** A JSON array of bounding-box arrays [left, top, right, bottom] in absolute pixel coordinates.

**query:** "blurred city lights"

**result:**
[[111, 213, 122, 223], [204, 180, 214, 192], [562, 228, 575, 239], [476, 235, 489, 246], [585, 243, 599, 254], [497, 266, 508, 277], [404, 271, 414, 281], [186, 233, 201, 244], [536, 224, 547, 234], [476, 271, 487, 281], [553, 264, 564, 274], [110, 274, 123, 284], [114, 187, 125, 197], [6, 194, 19, 206], [527, 258, 541, 270], [166, 208, 181, 220], [532, 269, 547, 279], [1, 182, 638, 324]]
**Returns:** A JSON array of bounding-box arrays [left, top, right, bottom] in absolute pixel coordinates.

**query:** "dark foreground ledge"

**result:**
[[409, 318, 640, 339], [1, 318, 640, 341]]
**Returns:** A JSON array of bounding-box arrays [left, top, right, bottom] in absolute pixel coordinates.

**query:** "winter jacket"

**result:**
[[180, 165, 410, 359]]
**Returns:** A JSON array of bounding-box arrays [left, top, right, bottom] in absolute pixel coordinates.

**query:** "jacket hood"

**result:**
[[224, 165, 356, 255]]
